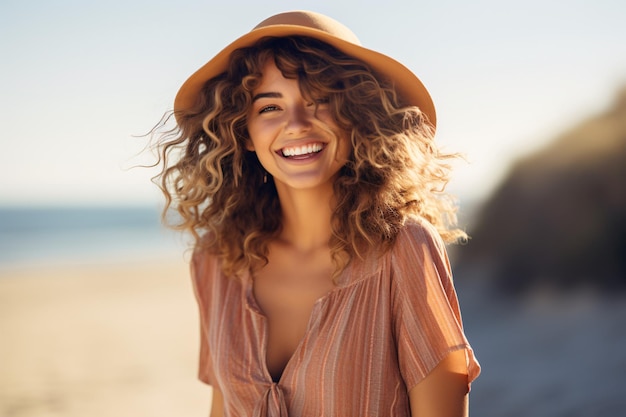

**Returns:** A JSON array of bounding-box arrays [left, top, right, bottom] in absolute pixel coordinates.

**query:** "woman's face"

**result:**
[[246, 60, 351, 194]]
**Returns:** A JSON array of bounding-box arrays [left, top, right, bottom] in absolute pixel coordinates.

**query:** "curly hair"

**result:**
[[153, 36, 466, 279]]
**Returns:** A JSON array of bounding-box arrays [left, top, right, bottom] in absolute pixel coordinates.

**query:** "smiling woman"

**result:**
[[151, 10, 479, 417]]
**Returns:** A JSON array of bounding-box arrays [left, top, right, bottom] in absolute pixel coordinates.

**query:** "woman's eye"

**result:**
[[259, 105, 280, 114]]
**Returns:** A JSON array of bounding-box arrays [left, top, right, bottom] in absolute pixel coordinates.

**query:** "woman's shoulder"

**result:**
[[191, 233, 248, 292], [348, 217, 446, 277], [388, 217, 452, 280], [192, 231, 217, 262], [190, 234, 222, 287], [394, 217, 446, 253]]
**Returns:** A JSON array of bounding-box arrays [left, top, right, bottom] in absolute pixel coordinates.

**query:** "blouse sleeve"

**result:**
[[190, 248, 217, 386], [391, 219, 480, 391]]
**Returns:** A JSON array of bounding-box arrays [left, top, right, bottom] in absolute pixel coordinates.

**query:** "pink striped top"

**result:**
[[191, 218, 480, 416]]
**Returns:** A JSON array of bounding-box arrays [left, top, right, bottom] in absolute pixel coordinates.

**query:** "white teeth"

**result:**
[[282, 143, 323, 157]]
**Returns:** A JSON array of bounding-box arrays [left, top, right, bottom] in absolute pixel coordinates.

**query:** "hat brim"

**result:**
[[174, 24, 436, 127]]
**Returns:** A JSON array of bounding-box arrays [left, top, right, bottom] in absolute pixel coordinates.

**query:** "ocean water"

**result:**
[[0, 206, 188, 269]]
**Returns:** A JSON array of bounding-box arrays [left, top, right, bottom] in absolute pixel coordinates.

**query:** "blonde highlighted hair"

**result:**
[[154, 36, 465, 278]]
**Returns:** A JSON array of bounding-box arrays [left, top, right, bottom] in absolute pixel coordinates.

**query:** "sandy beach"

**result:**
[[0, 258, 211, 417]]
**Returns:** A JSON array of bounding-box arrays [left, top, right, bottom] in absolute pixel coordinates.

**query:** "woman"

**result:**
[[155, 10, 480, 417]]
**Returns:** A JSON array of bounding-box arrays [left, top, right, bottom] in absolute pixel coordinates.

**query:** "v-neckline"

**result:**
[[243, 262, 353, 384]]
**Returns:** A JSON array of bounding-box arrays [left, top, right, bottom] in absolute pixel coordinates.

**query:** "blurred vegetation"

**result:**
[[456, 88, 626, 293]]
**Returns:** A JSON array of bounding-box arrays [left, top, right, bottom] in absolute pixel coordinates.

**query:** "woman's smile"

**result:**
[[279, 142, 325, 159]]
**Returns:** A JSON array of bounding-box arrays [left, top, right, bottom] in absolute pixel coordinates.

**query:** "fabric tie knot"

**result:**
[[253, 383, 288, 417]]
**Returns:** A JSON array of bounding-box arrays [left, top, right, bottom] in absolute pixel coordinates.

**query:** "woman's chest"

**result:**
[[210, 270, 397, 384], [252, 263, 336, 381]]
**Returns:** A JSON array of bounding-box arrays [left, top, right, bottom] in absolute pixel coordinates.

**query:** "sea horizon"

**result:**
[[0, 205, 189, 270], [0, 196, 482, 271]]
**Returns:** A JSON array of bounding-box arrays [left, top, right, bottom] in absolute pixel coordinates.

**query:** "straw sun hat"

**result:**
[[174, 10, 436, 127]]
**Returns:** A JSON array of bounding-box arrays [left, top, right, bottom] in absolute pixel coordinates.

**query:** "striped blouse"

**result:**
[[191, 218, 480, 416]]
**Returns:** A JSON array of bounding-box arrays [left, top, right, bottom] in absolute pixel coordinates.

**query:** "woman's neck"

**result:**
[[274, 183, 335, 254]]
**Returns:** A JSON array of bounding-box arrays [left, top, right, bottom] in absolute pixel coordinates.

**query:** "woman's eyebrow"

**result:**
[[252, 92, 282, 103]]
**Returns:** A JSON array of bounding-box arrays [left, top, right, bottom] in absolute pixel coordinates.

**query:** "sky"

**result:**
[[1, 0, 625, 207]]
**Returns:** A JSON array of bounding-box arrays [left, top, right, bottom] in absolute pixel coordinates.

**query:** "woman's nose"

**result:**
[[284, 104, 313, 135]]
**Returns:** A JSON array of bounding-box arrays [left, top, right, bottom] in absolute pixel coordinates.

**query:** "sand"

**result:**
[[0, 258, 212, 417]]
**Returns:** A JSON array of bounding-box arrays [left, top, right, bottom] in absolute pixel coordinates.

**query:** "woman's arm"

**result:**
[[408, 350, 470, 417], [209, 385, 224, 417]]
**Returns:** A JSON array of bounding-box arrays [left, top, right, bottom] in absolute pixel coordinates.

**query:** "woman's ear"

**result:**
[[244, 130, 255, 151]]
